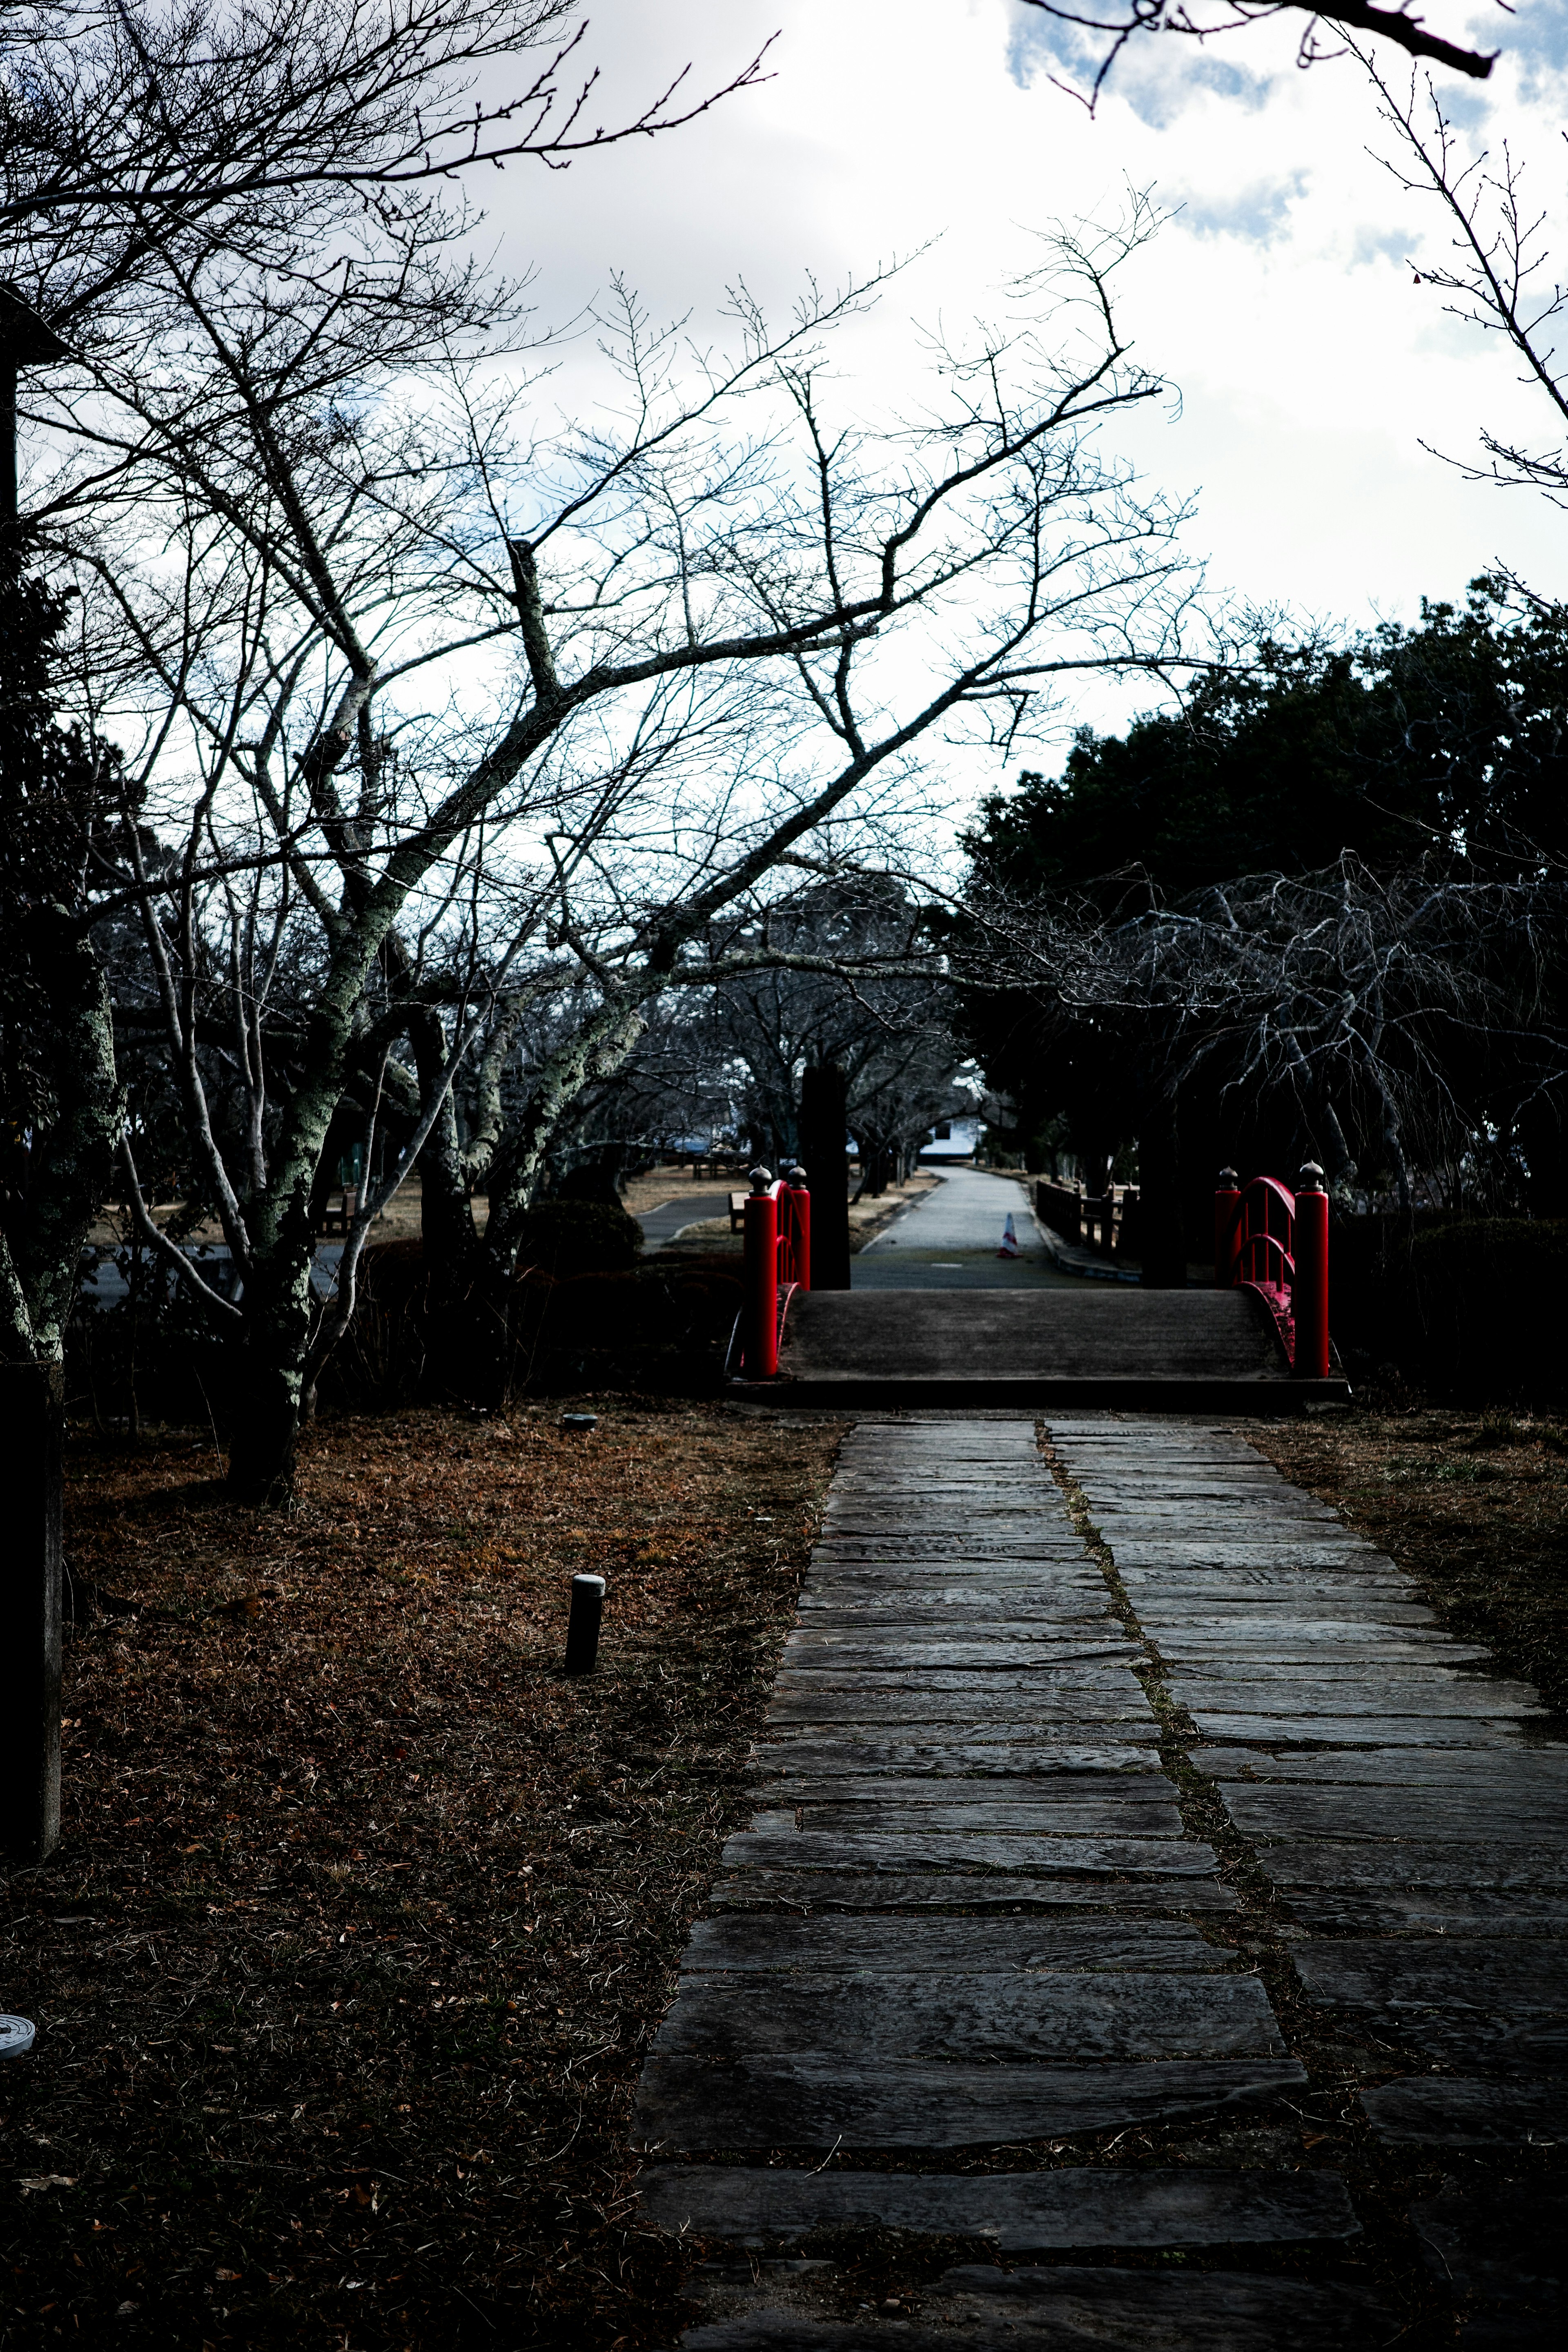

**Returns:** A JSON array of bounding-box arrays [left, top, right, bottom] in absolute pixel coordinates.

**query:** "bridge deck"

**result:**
[[755, 1285, 1347, 1409]]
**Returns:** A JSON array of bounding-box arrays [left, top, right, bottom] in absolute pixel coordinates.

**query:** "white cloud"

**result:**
[[475, 0, 1568, 768]]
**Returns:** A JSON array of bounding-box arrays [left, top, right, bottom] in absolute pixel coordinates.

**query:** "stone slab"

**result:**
[[634, 2054, 1309, 2149], [651, 1971, 1281, 2060], [637, 2163, 1360, 2247], [706, 1871, 1240, 1913], [780, 1643, 1139, 1671], [752, 1742, 1164, 1775], [1189, 1749, 1560, 1785], [721, 1831, 1213, 1876], [1137, 1604, 1438, 1624], [1227, 1788, 1568, 1842], [1187, 1715, 1530, 1748], [754, 1779, 1177, 1810], [765, 1698, 1154, 1729], [1157, 1641, 1489, 1665], [1378, 2015, 1568, 2073], [752, 1801, 1185, 1837], [1285, 1891, 1568, 1936], [1173, 1682, 1541, 1717], [780, 1656, 1142, 1674], [1167, 1661, 1516, 1686], [773, 1667, 1139, 1693], [809, 1543, 1092, 1561], [1361, 2076, 1566, 2146], [1293, 1939, 1568, 2011], [679, 1916, 1222, 1975], [1260, 1840, 1568, 1890], [796, 1607, 1114, 1627], [1109, 1548, 1388, 1568], [1134, 1584, 1421, 1602], [674, 2268, 1385, 2350]]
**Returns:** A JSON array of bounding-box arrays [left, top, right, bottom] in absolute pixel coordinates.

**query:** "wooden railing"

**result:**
[[1214, 1164, 1330, 1378], [741, 1166, 811, 1378], [1035, 1179, 1141, 1260]]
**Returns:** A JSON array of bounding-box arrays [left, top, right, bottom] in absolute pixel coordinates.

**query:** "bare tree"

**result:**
[[0, 0, 768, 270], [52, 195, 1203, 1494], [0, 0, 766, 1396], [967, 852, 1568, 1269], [1017, 0, 1497, 116], [1367, 54, 1568, 502], [682, 883, 969, 1188]]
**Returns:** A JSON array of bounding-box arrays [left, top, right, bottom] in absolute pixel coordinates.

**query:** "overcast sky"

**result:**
[[481, 0, 1568, 759]]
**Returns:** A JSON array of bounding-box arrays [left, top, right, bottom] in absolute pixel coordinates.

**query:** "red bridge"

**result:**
[[732, 1163, 1346, 1410]]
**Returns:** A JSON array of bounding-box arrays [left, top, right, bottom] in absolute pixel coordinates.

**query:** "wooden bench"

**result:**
[[321, 1187, 357, 1235]]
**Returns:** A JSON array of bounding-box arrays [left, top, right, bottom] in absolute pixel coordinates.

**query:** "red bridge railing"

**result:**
[[1214, 1162, 1330, 1380], [742, 1165, 811, 1378]]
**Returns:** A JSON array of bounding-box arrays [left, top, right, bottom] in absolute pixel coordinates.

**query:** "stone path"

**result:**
[[633, 1416, 1566, 2349]]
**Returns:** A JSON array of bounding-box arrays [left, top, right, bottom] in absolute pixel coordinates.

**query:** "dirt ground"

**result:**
[[0, 1403, 842, 2350]]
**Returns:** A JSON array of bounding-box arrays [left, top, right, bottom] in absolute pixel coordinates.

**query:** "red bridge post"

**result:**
[[784, 1166, 811, 1292], [1214, 1167, 1241, 1289], [1293, 1161, 1330, 1379], [743, 1167, 780, 1379]]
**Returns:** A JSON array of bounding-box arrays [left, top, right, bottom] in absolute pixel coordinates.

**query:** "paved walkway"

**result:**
[[633, 1417, 1566, 2349], [639, 1190, 738, 1249], [853, 1167, 1076, 1289]]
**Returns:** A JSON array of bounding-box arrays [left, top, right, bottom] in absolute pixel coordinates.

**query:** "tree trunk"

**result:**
[[0, 1363, 62, 1863], [224, 1245, 316, 1504], [482, 994, 650, 1269], [799, 1063, 851, 1289], [413, 1082, 499, 1405], [1138, 1086, 1187, 1289]]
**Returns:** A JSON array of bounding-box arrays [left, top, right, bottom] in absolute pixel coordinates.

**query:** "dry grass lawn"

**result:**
[[1250, 1404, 1568, 1718], [0, 1403, 842, 2349]]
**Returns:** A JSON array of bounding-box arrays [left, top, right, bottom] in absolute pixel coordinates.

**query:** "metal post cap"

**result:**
[[748, 1165, 773, 1191], [784, 1165, 808, 1186], [1298, 1162, 1326, 1189], [1217, 1167, 1239, 1187]]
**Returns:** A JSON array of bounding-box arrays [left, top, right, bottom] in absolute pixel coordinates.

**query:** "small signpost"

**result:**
[[564, 1574, 606, 1674]]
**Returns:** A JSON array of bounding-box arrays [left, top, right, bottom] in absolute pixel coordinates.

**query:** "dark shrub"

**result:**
[[1404, 1218, 1568, 1406], [511, 1200, 643, 1274], [321, 1242, 740, 1409]]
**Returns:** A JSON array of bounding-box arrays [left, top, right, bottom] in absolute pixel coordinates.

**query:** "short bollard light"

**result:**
[[564, 1573, 607, 1674], [561, 1412, 598, 1432]]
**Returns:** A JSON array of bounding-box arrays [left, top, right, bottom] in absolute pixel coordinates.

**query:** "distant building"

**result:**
[[920, 1116, 982, 1162]]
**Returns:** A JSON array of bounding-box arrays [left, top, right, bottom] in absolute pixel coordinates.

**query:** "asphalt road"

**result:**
[[850, 1166, 1083, 1290]]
